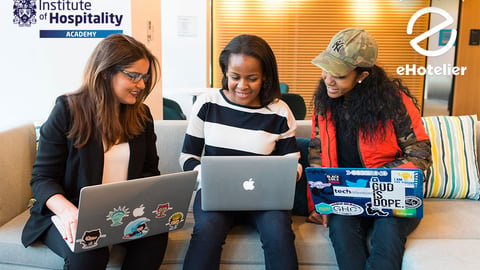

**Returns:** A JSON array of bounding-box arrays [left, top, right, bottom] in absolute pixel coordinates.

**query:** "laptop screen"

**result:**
[[305, 167, 424, 218]]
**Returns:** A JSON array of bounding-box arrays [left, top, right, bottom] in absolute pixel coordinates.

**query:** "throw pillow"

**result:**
[[422, 115, 480, 199]]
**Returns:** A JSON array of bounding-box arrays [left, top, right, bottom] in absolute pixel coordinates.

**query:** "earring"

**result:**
[[358, 80, 362, 84]]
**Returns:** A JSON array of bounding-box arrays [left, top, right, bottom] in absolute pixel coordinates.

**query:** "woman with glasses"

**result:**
[[21, 34, 167, 270]]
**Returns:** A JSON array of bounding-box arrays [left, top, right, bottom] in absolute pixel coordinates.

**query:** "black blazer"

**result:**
[[21, 96, 160, 247]]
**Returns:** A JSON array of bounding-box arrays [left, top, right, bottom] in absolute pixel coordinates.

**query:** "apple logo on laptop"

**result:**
[[242, 178, 255, 191], [133, 204, 145, 217]]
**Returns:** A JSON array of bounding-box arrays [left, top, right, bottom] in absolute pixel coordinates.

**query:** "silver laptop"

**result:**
[[200, 155, 298, 211], [51, 171, 197, 253]]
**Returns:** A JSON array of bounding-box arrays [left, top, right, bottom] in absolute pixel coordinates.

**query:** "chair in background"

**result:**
[[281, 93, 307, 120], [280, 82, 289, 93], [163, 97, 187, 120]]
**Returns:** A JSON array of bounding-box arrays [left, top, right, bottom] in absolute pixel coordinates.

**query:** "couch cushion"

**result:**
[[0, 124, 36, 226], [163, 212, 337, 268], [403, 239, 480, 270], [422, 115, 480, 199], [410, 199, 480, 239], [0, 210, 124, 270]]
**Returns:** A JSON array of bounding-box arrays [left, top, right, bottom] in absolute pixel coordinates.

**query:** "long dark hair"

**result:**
[[313, 65, 419, 142], [219, 34, 281, 107], [66, 34, 159, 150]]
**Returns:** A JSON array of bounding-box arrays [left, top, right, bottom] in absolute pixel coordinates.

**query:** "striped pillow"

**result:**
[[422, 115, 480, 199]]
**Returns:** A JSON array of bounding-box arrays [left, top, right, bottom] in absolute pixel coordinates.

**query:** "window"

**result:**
[[211, 0, 430, 118]]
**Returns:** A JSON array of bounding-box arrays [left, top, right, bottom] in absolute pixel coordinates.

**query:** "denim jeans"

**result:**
[[328, 215, 421, 270], [183, 190, 298, 270]]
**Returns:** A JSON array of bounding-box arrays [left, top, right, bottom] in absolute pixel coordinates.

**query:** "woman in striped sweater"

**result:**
[[180, 34, 301, 270]]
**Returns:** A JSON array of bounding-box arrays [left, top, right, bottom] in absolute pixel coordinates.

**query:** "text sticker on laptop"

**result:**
[[305, 167, 424, 218]]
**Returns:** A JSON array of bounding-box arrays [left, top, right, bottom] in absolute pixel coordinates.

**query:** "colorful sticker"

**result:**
[[106, 206, 130, 226], [123, 217, 150, 239], [77, 229, 106, 249], [152, 203, 173, 218], [315, 202, 333, 215], [166, 212, 184, 230]]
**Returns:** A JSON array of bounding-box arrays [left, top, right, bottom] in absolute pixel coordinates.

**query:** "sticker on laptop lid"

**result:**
[[123, 217, 150, 239], [132, 204, 146, 217], [365, 202, 389, 217], [391, 170, 419, 188], [405, 196, 423, 209], [166, 212, 184, 230], [330, 202, 364, 216], [315, 203, 333, 214], [77, 229, 107, 249], [153, 203, 173, 218], [371, 178, 406, 209], [106, 206, 130, 227]]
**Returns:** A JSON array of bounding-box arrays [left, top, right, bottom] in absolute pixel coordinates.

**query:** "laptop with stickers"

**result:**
[[305, 167, 424, 218], [200, 155, 298, 211], [51, 171, 197, 253]]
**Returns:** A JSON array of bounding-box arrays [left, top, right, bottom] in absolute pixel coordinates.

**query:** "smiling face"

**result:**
[[321, 69, 369, 99], [111, 58, 150, 105], [223, 53, 264, 107]]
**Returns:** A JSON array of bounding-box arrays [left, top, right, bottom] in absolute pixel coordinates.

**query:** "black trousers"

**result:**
[[41, 224, 168, 270]]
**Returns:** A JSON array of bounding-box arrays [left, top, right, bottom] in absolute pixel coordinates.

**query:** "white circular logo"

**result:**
[[405, 196, 423, 209], [407, 7, 456, 57], [331, 202, 364, 216]]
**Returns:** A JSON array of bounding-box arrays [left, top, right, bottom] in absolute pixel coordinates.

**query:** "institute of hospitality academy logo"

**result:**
[[11, 0, 124, 38], [13, 0, 37, 27]]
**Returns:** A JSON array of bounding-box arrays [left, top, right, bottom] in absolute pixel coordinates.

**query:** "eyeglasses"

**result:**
[[119, 69, 151, 83]]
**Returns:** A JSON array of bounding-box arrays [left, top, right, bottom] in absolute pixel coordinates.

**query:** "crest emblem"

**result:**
[[13, 0, 37, 27]]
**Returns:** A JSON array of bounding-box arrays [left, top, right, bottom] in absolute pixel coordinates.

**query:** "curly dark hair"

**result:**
[[313, 65, 419, 142]]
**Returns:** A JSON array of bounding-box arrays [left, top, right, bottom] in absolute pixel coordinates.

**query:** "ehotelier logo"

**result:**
[[398, 7, 467, 76], [12, 0, 124, 38]]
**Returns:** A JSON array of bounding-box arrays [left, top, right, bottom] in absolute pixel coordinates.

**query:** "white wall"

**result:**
[[161, 0, 208, 118], [423, 0, 459, 115], [0, 1, 132, 130]]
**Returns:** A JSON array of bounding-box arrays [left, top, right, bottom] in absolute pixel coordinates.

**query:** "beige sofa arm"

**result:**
[[0, 124, 36, 226]]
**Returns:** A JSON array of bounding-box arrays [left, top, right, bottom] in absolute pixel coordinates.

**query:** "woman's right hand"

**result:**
[[46, 194, 79, 243], [306, 211, 329, 227]]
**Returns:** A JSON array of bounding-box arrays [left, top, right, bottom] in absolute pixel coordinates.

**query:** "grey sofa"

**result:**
[[1, 120, 480, 270]]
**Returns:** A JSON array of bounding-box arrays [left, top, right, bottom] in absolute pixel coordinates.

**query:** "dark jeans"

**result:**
[[328, 215, 421, 270], [42, 223, 168, 270], [183, 190, 298, 270]]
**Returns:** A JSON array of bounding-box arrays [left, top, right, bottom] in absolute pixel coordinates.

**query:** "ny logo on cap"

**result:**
[[331, 40, 345, 53]]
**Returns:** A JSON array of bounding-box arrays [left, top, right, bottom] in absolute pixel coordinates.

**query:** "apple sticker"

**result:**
[[133, 204, 145, 217]]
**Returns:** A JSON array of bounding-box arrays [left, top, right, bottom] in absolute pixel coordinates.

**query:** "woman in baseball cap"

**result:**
[[307, 28, 432, 270]]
